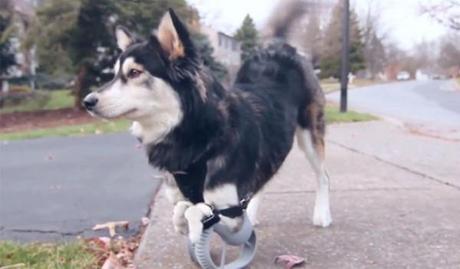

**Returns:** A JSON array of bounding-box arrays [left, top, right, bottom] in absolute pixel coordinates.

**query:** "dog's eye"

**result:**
[[127, 69, 143, 79]]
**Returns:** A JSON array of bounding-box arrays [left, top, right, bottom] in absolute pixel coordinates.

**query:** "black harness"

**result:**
[[202, 195, 252, 230]]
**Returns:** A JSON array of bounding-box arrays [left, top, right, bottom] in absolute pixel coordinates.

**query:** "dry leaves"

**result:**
[[85, 236, 139, 269], [274, 255, 306, 269], [85, 217, 150, 269], [92, 221, 129, 237]]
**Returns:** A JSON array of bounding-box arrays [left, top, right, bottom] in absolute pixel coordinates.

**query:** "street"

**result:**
[[2, 79, 460, 249], [0, 133, 160, 241], [328, 80, 460, 140]]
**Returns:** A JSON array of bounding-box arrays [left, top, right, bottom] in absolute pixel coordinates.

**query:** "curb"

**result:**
[[134, 180, 164, 264]]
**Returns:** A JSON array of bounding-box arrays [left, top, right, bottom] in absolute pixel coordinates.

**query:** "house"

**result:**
[[201, 26, 241, 81], [9, 0, 39, 86]]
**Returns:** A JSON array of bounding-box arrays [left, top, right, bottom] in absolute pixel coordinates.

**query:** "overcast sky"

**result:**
[[186, 0, 448, 51]]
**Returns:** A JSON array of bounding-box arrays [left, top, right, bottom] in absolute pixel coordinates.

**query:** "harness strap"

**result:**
[[202, 193, 253, 229]]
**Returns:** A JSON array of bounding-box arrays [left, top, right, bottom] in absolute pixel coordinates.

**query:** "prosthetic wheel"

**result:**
[[187, 213, 257, 269]]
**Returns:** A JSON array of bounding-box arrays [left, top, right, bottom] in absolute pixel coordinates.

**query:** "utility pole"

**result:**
[[340, 0, 350, 113]]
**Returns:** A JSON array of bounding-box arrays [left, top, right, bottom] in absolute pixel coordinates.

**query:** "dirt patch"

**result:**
[[0, 108, 95, 133], [405, 123, 460, 143]]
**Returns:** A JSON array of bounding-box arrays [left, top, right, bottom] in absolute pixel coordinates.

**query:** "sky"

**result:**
[[186, 0, 449, 51]]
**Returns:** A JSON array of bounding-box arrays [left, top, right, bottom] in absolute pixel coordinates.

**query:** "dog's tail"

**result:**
[[263, 0, 308, 41]]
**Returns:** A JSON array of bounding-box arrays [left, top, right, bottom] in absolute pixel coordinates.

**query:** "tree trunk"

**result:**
[[74, 65, 88, 110], [0, 79, 3, 108]]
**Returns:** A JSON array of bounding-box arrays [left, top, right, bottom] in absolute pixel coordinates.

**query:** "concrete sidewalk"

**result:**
[[135, 121, 460, 268]]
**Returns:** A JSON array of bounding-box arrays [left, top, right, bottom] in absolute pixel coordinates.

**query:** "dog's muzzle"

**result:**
[[82, 94, 98, 111]]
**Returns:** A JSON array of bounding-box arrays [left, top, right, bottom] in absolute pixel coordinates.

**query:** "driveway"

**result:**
[[327, 80, 460, 140], [0, 133, 160, 241]]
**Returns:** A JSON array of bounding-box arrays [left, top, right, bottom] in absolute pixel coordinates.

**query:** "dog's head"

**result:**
[[83, 9, 199, 122]]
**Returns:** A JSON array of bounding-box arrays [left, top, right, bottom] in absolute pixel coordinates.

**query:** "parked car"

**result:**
[[397, 71, 410, 81]]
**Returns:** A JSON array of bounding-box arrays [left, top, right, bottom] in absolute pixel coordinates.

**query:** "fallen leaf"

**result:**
[[274, 255, 306, 269], [93, 221, 129, 237], [101, 253, 124, 269], [99, 237, 111, 247], [0, 263, 26, 269], [141, 217, 150, 226]]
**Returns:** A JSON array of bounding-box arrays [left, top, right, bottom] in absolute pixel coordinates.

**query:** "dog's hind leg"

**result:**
[[296, 104, 332, 227]]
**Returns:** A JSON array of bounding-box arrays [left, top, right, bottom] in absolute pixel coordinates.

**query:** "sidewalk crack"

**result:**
[[328, 139, 460, 191], [6, 228, 89, 236]]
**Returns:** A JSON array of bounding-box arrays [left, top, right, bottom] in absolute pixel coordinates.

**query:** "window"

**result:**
[[232, 40, 237, 51]]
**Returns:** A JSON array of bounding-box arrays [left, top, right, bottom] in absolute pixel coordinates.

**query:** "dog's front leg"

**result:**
[[184, 203, 213, 243], [203, 183, 243, 232], [183, 183, 242, 243], [161, 172, 192, 234]]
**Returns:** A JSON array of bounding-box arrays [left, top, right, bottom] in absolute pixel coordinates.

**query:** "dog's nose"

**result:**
[[82, 95, 98, 110]]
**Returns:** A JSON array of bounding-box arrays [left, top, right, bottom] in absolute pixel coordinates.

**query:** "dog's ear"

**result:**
[[156, 8, 193, 60], [115, 26, 134, 52]]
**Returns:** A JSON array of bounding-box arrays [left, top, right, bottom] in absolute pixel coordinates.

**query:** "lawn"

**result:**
[[320, 81, 340, 93], [0, 105, 375, 141], [0, 89, 74, 114], [320, 78, 385, 93], [0, 86, 377, 141], [0, 241, 98, 269], [0, 119, 131, 141], [325, 104, 377, 123], [42, 90, 75, 110]]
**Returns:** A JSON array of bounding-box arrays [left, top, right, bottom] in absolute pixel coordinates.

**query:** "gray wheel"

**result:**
[[187, 213, 257, 269]]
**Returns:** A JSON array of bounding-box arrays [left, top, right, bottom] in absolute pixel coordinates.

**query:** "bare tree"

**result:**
[[361, 0, 388, 79], [298, 0, 323, 67], [413, 40, 438, 70], [438, 33, 460, 71], [421, 0, 460, 31]]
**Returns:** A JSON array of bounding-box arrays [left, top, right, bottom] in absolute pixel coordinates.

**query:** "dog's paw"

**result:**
[[184, 203, 213, 243], [313, 204, 332, 227], [173, 201, 192, 235]]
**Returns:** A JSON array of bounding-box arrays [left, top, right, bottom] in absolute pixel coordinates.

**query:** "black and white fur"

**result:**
[[83, 7, 331, 243]]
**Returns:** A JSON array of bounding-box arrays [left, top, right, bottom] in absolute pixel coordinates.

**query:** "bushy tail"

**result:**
[[263, 0, 308, 40]]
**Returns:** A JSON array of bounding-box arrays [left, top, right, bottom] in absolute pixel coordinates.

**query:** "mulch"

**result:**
[[0, 108, 95, 133]]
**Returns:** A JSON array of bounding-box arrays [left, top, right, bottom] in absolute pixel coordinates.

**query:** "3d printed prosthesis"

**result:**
[[187, 198, 257, 269]]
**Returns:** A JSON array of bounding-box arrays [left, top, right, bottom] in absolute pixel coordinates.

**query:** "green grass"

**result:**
[[0, 241, 97, 269], [320, 82, 340, 93], [0, 120, 131, 141], [0, 90, 74, 114], [325, 104, 377, 123], [320, 79, 385, 94], [42, 90, 75, 110], [0, 106, 375, 141]]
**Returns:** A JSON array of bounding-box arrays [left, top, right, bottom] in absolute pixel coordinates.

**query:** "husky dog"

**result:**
[[83, 5, 331, 243]]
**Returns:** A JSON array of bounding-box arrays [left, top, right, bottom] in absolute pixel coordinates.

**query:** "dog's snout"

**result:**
[[82, 95, 98, 110]]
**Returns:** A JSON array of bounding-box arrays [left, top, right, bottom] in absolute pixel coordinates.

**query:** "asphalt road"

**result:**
[[0, 133, 160, 242], [328, 80, 460, 140]]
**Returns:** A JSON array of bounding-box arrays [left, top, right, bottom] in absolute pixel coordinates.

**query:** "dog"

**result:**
[[83, 5, 331, 243]]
